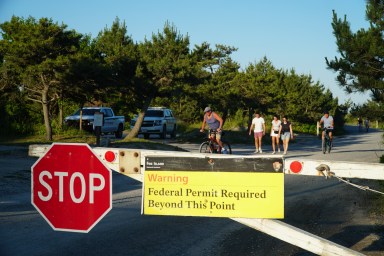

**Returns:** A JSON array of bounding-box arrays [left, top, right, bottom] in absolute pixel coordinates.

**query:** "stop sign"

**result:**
[[32, 143, 112, 233]]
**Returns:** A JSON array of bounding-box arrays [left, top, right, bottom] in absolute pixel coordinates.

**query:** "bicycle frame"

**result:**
[[322, 127, 332, 154], [199, 129, 232, 154], [207, 130, 221, 153]]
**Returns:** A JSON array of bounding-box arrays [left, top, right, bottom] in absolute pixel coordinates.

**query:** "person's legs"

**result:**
[[215, 132, 224, 148], [253, 133, 258, 152], [281, 133, 290, 154], [328, 131, 333, 148], [258, 136, 263, 153], [284, 138, 290, 154], [253, 132, 263, 152], [216, 138, 223, 148], [271, 136, 276, 153]]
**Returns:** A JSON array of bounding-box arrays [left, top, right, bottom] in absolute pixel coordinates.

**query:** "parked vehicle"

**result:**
[[64, 107, 125, 138], [130, 107, 177, 139]]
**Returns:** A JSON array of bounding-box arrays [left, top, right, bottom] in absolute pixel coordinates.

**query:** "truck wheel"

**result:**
[[160, 125, 166, 139], [115, 124, 123, 139]]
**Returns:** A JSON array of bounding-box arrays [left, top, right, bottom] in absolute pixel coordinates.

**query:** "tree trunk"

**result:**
[[42, 87, 53, 141], [125, 111, 145, 140], [124, 94, 155, 140], [59, 100, 63, 129]]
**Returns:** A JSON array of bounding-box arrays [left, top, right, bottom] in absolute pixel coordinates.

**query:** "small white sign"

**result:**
[[94, 113, 104, 127]]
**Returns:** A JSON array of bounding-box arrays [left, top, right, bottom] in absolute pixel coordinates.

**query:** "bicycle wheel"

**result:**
[[199, 141, 213, 153], [322, 139, 326, 154], [221, 141, 232, 154]]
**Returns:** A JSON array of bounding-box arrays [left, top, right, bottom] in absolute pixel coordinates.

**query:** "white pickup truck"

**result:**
[[130, 107, 177, 139], [64, 107, 125, 138]]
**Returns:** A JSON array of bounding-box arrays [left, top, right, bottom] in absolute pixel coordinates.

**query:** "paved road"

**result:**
[[0, 126, 383, 256], [170, 125, 383, 163]]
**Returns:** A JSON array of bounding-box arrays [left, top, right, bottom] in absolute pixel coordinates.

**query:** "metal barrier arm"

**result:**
[[285, 159, 384, 180], [29, 145, 384, 181], [232, 218, 364, 256]]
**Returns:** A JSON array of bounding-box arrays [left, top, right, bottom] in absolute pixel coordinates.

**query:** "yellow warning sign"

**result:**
[[142, 156, 284, 218]]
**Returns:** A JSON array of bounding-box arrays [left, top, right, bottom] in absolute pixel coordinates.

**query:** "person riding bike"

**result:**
[[319, 110, 334, 147], [200, 107, 225, 151], [358, 117, 363, 131]]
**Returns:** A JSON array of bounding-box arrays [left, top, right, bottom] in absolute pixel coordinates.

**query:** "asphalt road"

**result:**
[[0, 125, 383, 256]]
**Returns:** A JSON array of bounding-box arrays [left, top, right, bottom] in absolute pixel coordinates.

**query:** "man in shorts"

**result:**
[[200, 107, 224, 149], [319, 110, 334, 145], [249, 112, 265, 153]]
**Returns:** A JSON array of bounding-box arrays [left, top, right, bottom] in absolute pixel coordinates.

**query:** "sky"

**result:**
[[0, 0, 371, 104]]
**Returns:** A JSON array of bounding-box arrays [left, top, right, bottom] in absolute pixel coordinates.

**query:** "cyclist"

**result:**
[[200, 107, 225, 151], [358, 117, 363, 131], [319, 110, 334, 147]]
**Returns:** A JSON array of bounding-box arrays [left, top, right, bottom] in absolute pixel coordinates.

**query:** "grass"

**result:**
[[0, 130, 188, 151], [0, 124, 305, 149], [0, 134, 96, 145]]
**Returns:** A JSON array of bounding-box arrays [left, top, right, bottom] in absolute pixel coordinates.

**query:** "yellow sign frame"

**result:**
[[142, 156, 284, 218]]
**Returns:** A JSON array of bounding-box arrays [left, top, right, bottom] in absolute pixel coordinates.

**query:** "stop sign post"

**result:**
[[32, 143, 112, 233]]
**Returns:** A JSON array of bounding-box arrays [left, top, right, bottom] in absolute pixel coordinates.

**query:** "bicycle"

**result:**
[[358, 123, 363, 132], [322, 127, 333, 154], [358, 119, 363, 132], [199, 129, 232, 154]]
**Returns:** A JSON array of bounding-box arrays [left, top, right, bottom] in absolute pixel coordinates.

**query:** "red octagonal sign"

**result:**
[[32, 143, 112, 233]]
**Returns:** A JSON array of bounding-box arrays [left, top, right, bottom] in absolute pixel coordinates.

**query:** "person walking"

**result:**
[[278, 116, 293, 155], [270, 115, 281, 154], [249, 111, 266, 153], [364, 118, 370, 132]]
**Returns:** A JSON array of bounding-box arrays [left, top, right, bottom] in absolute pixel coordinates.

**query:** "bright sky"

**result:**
[[0, 0, 371, 104]]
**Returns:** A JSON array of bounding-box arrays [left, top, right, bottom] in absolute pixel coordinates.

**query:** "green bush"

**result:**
[[223, 109, 248, 130], [291, 122, 317, 135]]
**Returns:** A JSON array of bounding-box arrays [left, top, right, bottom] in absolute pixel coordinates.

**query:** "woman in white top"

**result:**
[[270, 115, 281, 154]]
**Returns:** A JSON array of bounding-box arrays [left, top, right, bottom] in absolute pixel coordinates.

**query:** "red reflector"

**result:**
[[105, 151, 116, 162], [290, 161, 303, 173]]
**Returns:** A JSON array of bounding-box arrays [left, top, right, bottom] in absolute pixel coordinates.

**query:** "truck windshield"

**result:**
[[74, 109, 100, 115], [145, 110, 163, 117]]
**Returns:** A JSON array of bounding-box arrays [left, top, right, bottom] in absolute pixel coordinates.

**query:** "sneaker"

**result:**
[[254, 149, 258, 153], [272, 151, 275, 154], [259, 149, 262, 153], [222, 149, 228, 154], [278, 148, 281, 153], [283, 151, 287, 155]]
